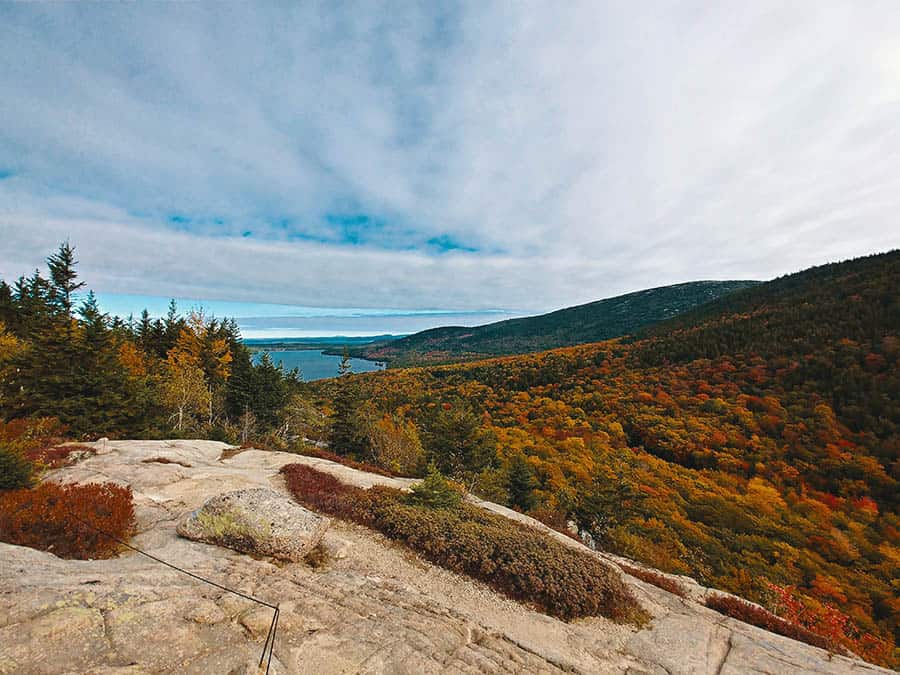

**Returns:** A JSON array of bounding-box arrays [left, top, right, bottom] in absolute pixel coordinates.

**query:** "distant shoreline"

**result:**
[[243, 334, 400, 354], [244, 336, 396, 366]]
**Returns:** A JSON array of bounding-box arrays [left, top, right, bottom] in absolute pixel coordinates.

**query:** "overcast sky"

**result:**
[[1, 2, 899, 330]]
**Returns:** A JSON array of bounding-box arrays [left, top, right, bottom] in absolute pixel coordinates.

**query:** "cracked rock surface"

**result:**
[[0, 440, 892, 674]]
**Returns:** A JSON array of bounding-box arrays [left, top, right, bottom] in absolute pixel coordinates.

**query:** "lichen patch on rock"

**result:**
[[176, 487, 330, 561]]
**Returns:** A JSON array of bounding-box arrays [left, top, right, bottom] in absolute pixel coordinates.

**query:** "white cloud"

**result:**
[[1, 1, 898, 313]]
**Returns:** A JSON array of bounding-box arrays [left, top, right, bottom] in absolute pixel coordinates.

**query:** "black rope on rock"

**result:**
[[260, 604, 280, 674], [65, 511, 280, 672]]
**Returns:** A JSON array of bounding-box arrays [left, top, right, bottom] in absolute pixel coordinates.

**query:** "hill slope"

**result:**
[[346, 280, 758, 366], [1, 440, 892, 674], [313, 250, 899, 665]]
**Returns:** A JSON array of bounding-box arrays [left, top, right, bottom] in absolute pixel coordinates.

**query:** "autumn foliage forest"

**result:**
[[0, 244, 897, 666], [309, 250, 899, 665]]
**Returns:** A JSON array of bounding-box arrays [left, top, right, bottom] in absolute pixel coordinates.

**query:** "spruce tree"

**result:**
[[329, 366, 369, 457], [251, 352, 289, 429], [506, 453, 537, 511], [46, 241, 85, 317]]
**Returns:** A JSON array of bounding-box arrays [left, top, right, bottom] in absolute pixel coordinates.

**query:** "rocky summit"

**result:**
[[0, 440, 892, 674]]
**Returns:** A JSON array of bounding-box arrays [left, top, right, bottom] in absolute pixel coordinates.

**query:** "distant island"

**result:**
[[244, 334, 403, 354]]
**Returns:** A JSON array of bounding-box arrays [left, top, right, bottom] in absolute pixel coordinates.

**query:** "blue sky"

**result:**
[[1, 2, 899, 336]]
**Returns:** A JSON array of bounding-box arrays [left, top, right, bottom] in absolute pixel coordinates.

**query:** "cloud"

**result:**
[[1, 2, 899, 313]]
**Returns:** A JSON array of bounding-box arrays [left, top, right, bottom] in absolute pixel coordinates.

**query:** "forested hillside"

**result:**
[[0, 243, 303, 440], [344, 280, 758, 366], [309, 251, 899, 666]]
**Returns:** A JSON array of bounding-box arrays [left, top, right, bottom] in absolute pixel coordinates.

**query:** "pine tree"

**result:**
[[251, 352, 289, 429], [422, 400, 497, 483], [74, 292, 143, 434], [329, 375, 369, 457], [46, 241, 85, 317], [0, 281, 14, 328], [405, 463, 461, 509], [225, 344, 255, 421], [506, 453, 537, 511], [137, 309, 152, 349]]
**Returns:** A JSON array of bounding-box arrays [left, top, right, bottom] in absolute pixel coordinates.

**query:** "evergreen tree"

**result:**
[[0, 280, 14, 328], [329, 369, 369, 457], [46, 241, 85, 317], [74, 292, 143, 434], [137, 309, 152, 349], [422, 400, 497, 483], [225, 343, 255, 421], [506, 453, 537, 511], [405, 463, 461, 509], [251, 352, 289, 429]]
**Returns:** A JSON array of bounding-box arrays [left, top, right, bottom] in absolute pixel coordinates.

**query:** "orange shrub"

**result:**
[[0, 481, 134, 559]]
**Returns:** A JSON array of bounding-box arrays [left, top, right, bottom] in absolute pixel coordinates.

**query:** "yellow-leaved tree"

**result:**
[[0, 322, 22, 409], [161, 311, 233, 430], [368, 414, 425, 475], [161, 340, 209, 432]]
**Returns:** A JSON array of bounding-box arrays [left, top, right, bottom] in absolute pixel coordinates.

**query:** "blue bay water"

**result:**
[[252, 350, 385, 381]]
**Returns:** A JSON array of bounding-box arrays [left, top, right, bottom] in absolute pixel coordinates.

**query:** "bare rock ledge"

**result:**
[[0, 439, 893, 674]]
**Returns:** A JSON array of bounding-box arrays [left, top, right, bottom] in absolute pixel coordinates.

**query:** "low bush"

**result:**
[[141, 456, 192, 467], [530, 507, 581, 542], [403, 463, 461, 509], [0, 417, 68, 449], [0, 445, 34, 490], [705, 594, 841, 654], [24, 444, 96, 469], [281, 463, 645, 623], [294, 445, 405, 478], [619, 564, 687, 598], [0, 481, 134, 559]]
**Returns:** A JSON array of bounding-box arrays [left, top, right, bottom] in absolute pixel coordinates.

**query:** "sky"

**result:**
[[1, 2, 899, 336]]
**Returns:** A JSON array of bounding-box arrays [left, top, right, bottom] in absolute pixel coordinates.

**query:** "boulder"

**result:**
[[176, 487, 329, 561]]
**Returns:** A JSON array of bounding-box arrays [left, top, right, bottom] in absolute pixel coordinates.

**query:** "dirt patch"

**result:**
[[142, 457, 193, 468]]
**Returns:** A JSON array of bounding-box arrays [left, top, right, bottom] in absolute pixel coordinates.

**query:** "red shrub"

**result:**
[[281, 463, 645, 624], [620, 564, 687, 598], [141, 457, 192, 467], [24, 444, 96, 469], [705, 594, 841, 654], [767, 583, 893, 666], [0, 481, 134, 559]]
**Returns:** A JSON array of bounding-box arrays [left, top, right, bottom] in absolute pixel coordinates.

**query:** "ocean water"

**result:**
[[253, 350, 385, 381]]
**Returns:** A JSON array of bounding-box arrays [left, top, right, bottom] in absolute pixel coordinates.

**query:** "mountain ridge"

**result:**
[[340, 279, 759, 366]]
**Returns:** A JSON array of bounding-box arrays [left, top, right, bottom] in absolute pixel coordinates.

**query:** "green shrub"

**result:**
[[0, 445, 34, 490], [403, 463, 461, 509], [281, 463, 645, 624]]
